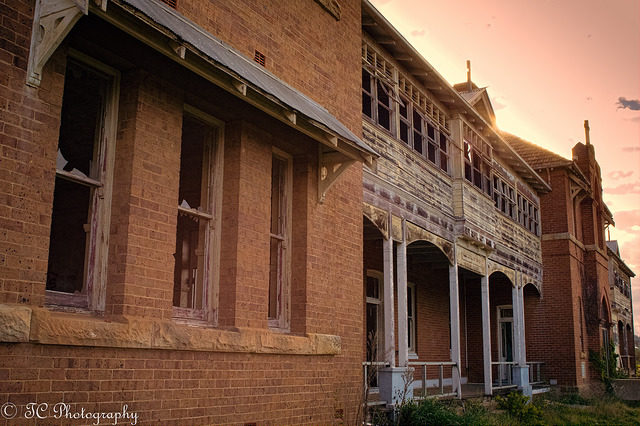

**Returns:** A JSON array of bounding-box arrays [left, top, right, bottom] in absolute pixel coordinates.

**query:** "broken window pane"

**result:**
[[269, 155, 287, 321], [173, 116, 211, 311], [46, 60, 110, 297]]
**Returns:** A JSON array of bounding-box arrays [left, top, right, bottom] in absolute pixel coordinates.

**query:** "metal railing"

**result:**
[[491, 361, 517, 390], [408, 361, 459, 399], [527, 361, 545, 385]]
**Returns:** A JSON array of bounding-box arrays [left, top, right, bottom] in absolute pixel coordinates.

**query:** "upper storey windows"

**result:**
[[463, 125, 492, 197], [362, 42, 450, 174]]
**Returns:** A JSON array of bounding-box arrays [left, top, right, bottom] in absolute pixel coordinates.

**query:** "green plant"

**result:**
[[556, 392, 590, 406], [397, 399, 461, 426], [589, 341, 626, 393], [495, 391, 542, 424]]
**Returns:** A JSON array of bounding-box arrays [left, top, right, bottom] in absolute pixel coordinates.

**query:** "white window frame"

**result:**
[[45, 50, 120, 312], [407, 281, 417, 356], [366, 269, 385, 363], [172, 105, 224, 323]]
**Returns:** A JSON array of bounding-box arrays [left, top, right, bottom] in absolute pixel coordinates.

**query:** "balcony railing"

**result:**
[[408, 361, 459, 399]]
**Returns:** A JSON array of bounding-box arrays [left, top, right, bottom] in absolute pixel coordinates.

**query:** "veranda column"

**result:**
[[383, 225, 396, 367], [512, 275, 531, 395], [449, 249, 462, 398], [512, 284, 522, 367], [481, 270, 492, 396], [518, 285, 527, 365], [397, 220, 408, 367]]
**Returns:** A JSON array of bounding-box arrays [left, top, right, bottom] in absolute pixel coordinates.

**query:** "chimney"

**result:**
[[466, 60, 472, 91], [584, 120, 590, 145]]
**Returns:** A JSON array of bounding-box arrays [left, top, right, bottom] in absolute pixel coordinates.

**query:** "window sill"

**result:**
[[0, 304, 341, 356]]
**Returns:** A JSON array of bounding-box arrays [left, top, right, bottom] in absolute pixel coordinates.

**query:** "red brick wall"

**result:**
[[175, 0, 363, 134], [0, 0, 59, 307], [0, 1, 366, 424]]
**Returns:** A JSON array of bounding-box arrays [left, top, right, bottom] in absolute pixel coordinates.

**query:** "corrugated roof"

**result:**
[[116, 0, 377, 157]]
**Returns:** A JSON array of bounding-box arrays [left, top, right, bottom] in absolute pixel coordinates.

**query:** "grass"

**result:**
[[372, 392, 640, 425]]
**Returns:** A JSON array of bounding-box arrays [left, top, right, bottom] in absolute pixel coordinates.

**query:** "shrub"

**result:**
[[397, 399, 461, 426], [495, 391, 542, 424]]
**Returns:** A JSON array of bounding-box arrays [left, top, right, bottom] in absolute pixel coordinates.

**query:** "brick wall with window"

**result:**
[[0, 1, 366, 424]]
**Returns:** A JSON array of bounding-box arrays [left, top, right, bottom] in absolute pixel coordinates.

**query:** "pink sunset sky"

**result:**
[[369, 0, 640, 334]]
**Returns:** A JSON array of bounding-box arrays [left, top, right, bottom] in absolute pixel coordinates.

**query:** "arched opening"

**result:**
[[362, 216, 385, 389], [405, 239, 454, 395], [626, 323, 635, 375], [523, 283, 543, 384], [489, 271, 515, 386], [617, 320, 626, 369]]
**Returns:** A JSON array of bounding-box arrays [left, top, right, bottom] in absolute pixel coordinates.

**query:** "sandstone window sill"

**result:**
[[0, 304, 341, 356]]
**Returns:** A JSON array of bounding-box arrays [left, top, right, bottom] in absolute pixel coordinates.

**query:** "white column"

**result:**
[[519, 285, 527, 365], [512, 284, 522, 366], [397, 220, 408, 367], [481, 272, 492, 395], [383, 233, 396, 367], [449, 260, 462, 397]]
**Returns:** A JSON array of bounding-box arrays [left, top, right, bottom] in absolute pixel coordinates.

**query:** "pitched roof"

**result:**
[[501, 132, 572, 169]]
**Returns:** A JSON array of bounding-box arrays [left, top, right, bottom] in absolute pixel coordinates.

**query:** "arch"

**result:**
[[405, 221, 453, 265], [489, 270, 515, 288], [523, 282, 541, 298], [363, 203, 389, 240], [600, 296, 611, 324], [487, 265, 515, 288], [406, 239, 451, 266]]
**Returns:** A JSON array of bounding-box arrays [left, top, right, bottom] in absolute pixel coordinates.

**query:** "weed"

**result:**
[[495, 391, 542, 424]]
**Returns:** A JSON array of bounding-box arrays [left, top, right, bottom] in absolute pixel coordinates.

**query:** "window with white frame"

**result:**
[[493, 176, 516, 220], [407, 282, 416, 354], [45, 53, 119, 311], [517, 194, 540, 235], [268, 149, 292, 329], [173, 109, 222, 321], [362, 68, 394, 133], [464, 127, 492, 195]]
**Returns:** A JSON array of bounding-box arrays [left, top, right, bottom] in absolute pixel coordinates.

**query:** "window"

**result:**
[[517, 194, 540, 235], [45, 54, 119, 310], [361, 68, 393, 133], [463, 127, 491, 195], [407, 282, 416, 354], [173, 109, 222, 321], [493, 176, 516, 219], [399, 96, 411, 145], [269, 150, 292, 329], [398, 94, 449, 173]]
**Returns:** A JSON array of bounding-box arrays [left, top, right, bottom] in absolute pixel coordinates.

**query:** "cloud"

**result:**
[[411, 29, 425, 37], [491, 96, 507, 110], [604, 181, 640, 195], [622, 146, 640, 152], [608, 170, 633, 180], [617, 97, 640, 110], [611, 209, 640, 232]]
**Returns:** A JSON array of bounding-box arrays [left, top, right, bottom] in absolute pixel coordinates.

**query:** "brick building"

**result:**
[[606, 241, 636, 375], [360, 1, 550, 404], [505, 122, 614, 392], [0, 0, 378, 424]]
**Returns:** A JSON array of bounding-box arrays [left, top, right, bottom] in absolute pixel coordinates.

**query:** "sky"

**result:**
[[369, 0, 640, 334]]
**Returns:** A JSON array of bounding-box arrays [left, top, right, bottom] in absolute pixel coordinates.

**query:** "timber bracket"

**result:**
[[27, 0, 109, 87], [318, 147, 355, 203]]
